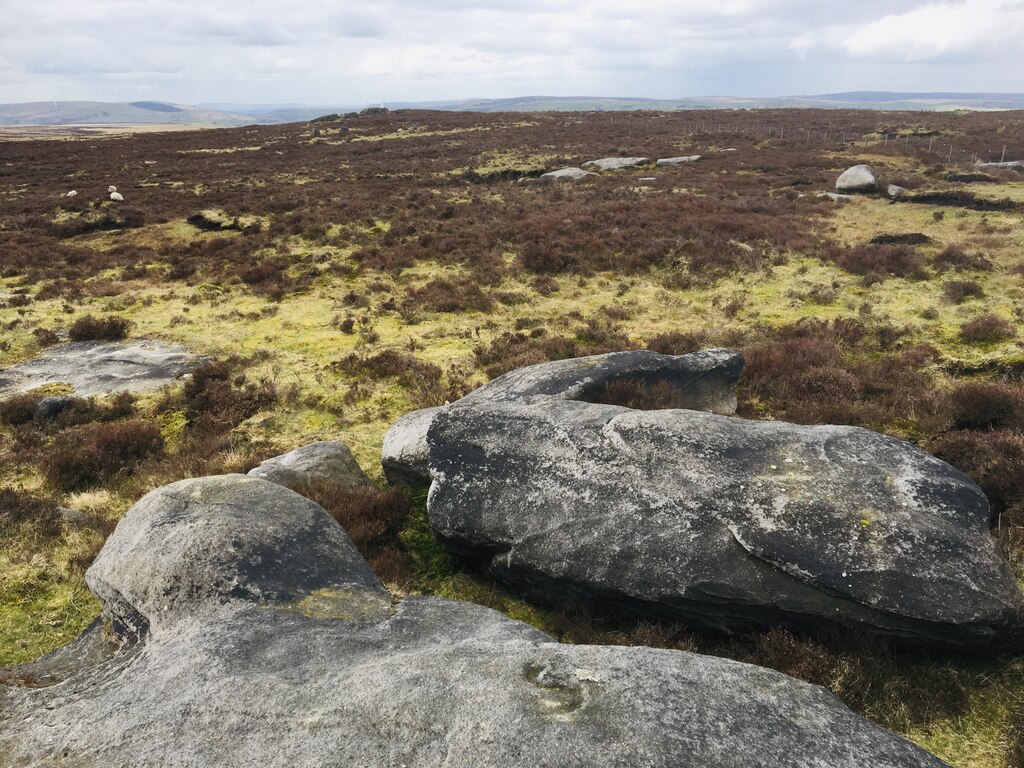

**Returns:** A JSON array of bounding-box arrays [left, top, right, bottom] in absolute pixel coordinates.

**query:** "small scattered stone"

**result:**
[[656, 155, 702, 166], [538, 167, 597, 181], [34, 395, 75, 424], [247, 440, 372, 492], [581, 157, 649, 171]]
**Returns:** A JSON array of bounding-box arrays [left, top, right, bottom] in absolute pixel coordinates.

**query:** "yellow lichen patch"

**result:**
[[282, 586, 391, 621]]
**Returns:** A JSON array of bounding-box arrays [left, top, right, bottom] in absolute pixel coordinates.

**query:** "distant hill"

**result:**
[[405, 92, 1024, 112], [0, 101, 255, 126], [2, 92, 1022, 128]]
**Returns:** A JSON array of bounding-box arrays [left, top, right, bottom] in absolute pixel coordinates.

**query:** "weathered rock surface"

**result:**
[[460, 348, 742, 411], [57, 506, 92, 527], [887, 183, 907, 198], [818, 192, 853, 202], [382, 405, 443, 486], [656, 155, 702, 165], [247, 440, 371, 491], [582, 157, 649, 171], [539, 167, 596, 181], [381, 350, 743, 486], [836, 164, 878, 193], [421, 354, 1024, 651], [0, 475, 948, 767], [33, 395, 75, 423], [85, 476, 390, 637], [0, 340, 205, 397], [976, 160, 1023, 171]]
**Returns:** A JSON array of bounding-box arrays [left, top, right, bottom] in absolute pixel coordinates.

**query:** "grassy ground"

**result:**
[[2, 107, 1024, 766]]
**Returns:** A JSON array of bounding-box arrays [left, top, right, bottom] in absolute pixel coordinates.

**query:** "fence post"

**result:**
[[948, 145, 953, 164], [1001, 145, 1007, 163]]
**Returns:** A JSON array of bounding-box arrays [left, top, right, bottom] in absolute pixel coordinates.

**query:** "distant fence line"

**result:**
[[665, 119, 1018, 168]]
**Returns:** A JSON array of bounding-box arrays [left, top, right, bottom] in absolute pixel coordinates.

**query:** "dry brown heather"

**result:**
[[2, 107, 1024, 766]]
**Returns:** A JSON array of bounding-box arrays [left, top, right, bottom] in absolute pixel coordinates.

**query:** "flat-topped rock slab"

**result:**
[[582, 157, 649, 171], [538, 167, 597, 181], [0, 339, 205, 397], [656, 155, 702, 165]]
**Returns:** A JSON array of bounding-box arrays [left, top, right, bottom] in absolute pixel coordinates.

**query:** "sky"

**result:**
[[1, 0, 1023, 106]]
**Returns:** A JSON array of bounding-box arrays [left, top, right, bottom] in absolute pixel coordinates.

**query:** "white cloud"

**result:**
[[843, 0, 1024, 60], [0, 1, 1021, 103]]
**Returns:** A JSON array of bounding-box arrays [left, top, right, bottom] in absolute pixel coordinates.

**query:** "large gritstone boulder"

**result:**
[[426, 398, 1024, 650], [381, 349, 743, 486], [836, 164, 878, 193], [0, 475, 948, 767]]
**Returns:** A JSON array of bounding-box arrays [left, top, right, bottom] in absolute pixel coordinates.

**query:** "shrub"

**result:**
[[589, 378, 687, 410], [943, 280, 984, 304], [403, 277, 494, 314], [68, 315, 133, 342], [826, 243, 926, 280], [42, 392, 137, 431], [0, 488, 61, 535], [0, 393, 41, 426], [297, 481, 412, 582], [960, 314, 1016, 344], [335, 350, 448, 407], [950, 382, 1023, 430], [932, 429, 1024, 519], [181, 360, 277, 432], [930, 245, 993, 272], [646, 331, 711, 356], [33, 327, 60, 346], [41, 420, 164, 491], [868, 233, 931, 246]]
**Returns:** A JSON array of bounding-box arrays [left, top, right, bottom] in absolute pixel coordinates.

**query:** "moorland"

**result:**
[[1, 107, 1024, 766]]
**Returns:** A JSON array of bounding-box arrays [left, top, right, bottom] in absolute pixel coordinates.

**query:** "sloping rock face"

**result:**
[[247, 440, 371, 492], [582, 157, 649, 170], [976, 160, 1023, 170], [0, 475, 948, 767], [835, 164, 878, 193], [656, 155, 702, 165], [382, 405, 443, 486], [0, 340, 204, 397], [539, 167, 596, 181], [420, 354, 1024, 651], [381, 349, 742, 486]]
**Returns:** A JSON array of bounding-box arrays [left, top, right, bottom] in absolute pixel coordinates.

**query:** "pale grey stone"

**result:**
[[656, 155, 702, 165], [0, 340, 205, 397], [835, 164, 878, 193], [581, 157, 649, 171], [381, 350, 743, 487], [247, 440, 371, 492], [382, 406, 444, 486], [538, 167, 597, 181], [427, 396, 1024, 650], [1, 475, 948, 767]]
